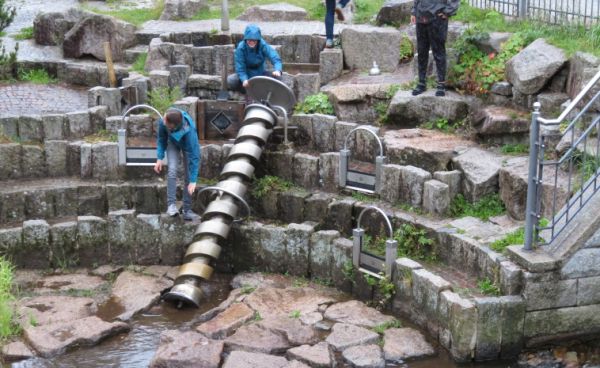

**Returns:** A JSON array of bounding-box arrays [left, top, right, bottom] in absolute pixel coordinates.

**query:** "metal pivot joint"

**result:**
[[352, 206, 397, 279], [165, 77, 296, 308], [339, 127, 386, 194]]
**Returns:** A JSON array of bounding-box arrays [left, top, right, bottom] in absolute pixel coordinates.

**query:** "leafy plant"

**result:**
[[351, 191, 374, 202], [147, 86, 183, 114], [130, 52, 148, 75], [342, 260, 355, 284], [490, 227, 524, 252], [394, 223, 436, 262], [362, 233, 387, 258], [240, 284, 256, 294], [422, 118, 451, 132], [253, 311, 263, 321], [0, 257, 20, 341], [292, 276, 309, 288], [449, 193, 506, 221], [17, 68, 56, 84], [251, 175, 294, 199], [0, 0, 16, 81], [295, 93, 335, 115], [372, 319, 402, 334], [477, 277, 501, 296], [289, 310, 301, 318], [399, 35, 414, 62], [13, 26, 33, 40], [375, 275, 396, 309]]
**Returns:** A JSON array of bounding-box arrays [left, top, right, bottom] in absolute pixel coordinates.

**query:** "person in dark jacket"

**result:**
[[227, 24, 283, 95], [154, 109, 201, 221], [411, 0, 460, 97], [324, 0, 350, 48]]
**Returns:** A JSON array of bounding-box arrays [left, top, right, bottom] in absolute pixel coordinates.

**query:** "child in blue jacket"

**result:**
[[153, 109, 201, 221], [227, 24, 283, 95]]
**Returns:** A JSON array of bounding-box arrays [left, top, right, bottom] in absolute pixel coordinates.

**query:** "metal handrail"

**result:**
[[524, 67, 600, 250]]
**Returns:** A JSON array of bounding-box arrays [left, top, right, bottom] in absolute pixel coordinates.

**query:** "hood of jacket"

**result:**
[[243, 24, 262, 41]]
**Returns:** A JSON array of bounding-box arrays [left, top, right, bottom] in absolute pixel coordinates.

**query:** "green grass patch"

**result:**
[[372, 319, 402, 334], [130, 52, 148, 75], [147, 86, 183, 114], [353, 0, 386, 24], [252, 175, 294, 199], [500, 143, 529, 155], [449, 193, 506, 221], [240, 284, 256, 294], [477, 277, 501, 296], [12, 26, 33, 40], [84, 129, 118, 143], [18, 68, 56, 84], [0, 257, 21, 341], [295, 92, 335, 115], [83, 0, 165, 26], [490, 227, 524, 252], [289, 310, 301, 318]]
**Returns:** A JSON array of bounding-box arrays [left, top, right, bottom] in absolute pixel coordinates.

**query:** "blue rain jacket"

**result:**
[[156, 109, 201, 183], [234, 24, 282, 83]]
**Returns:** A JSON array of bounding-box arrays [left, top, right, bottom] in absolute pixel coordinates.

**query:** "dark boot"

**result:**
[[435, 82, 446, 97], [412, 82, 427, 96]]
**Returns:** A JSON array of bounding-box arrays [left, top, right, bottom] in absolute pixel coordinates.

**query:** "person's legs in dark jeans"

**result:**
[[325, 0, 335, 47], [413, 22, 431, 96], [227, 73, 245, 94], [430, 16, 449, 96]]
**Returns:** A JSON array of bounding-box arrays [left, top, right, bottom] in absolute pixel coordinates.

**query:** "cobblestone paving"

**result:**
[[0, 83, 89, 116]]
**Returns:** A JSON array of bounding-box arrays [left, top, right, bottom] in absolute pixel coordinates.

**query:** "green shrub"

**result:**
[[394, 223, 436, 262], [399, 35, 414, 62], [477, 277, 501, 296], [18, 68, 56, 84], [449, 193, 506, 221], [147, 86, 183, 114], [13, 26, 32, 40], [295, 93, 335, 115], [490, 227, 524, 252], [372, 319, 402, 334], [252, 175, 294, 199], [0, 257, 20, 341], [130, 52, 148, 75]]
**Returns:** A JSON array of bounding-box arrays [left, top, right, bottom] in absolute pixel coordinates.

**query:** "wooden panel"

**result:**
[[198, 100, 245, 140]]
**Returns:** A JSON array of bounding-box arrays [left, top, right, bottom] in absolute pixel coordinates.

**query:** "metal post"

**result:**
[[221, 0, 230, 32], [117, 129, 126, 165], [340, 149, 350, 187], [352, 228, 364, 269], [375, 155, 385, 193], [385, 239, 397, 278], [518, 0, 527, 18], [524, 102, 542, 250]]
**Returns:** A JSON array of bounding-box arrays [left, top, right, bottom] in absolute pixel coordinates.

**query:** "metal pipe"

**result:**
[[221, 0, 229, 32], [524, 102, 542, 250]]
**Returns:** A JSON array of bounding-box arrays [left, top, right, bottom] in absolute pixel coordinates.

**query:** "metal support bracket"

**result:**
[[352, 206, 397, 279], [339, 127, 386, 194]]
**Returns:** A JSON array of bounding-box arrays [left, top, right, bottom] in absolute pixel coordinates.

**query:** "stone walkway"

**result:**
[[0, 83, 89, 116]]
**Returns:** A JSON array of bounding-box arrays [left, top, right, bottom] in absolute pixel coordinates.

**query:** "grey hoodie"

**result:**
[[412, 0, 460, 20]]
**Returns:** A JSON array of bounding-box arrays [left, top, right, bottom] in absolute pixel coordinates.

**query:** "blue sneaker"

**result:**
[[183, 210, 200, 221]]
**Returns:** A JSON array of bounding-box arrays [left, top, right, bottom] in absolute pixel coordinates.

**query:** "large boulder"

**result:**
[[237, 3, 308, 22], [505, 39, 568, 95], [566, 52, 600, 111], [376, 0, 413, 26], [452, 147, 503, 202], [387, 89, 473, 127], [160, 0, 208, 20], [33, 9, 85, 46], [471, 106, 530, 144], [340, 26, 402, 72], [63, 14, 137, 62]]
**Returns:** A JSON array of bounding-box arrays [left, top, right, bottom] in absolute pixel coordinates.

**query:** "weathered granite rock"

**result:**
[[63, 14, 137, 62], [319, 152, 340, 192], [243, 287, 339, 320], [287, 341, 331, 368], [91, 142, 119, 180], [474, 32, 512, 54], [0, 143, 22, 179], [537, 92, 570, 115], [376, 0, 413, 25], [324, 300, 395, 329], [400, 165, 432, 207], [293, 153, 320, 188], [238, 3, 308, 21], [0, 116, 18, 139], [169, 64, 191, 92], [33, 274, 105, 294], [222, 351, 288, 368], [1, 340, 35, 362], [381, 164, 403, 203], [19, 115, 44, 142], [326, 323, 379, 351], [0, 227, 22, 257], [452, 148, 503, 202], [110, 271, 172, 321], [320, 48, 343, 85], [160, 0, 208, 20], [384, 128, 473, 173], [44, 140, 68, 177], [310, 230, 340, 280], [67, 111, 92, 139], [42, 114, 67, 140], [433, 170, 461, 199], [21, 145, 46, 178], [18, 296, 96, 328], [259, 315, 319, 346], [491, 81, 513, 96], [423, 179, 450, 215], [49, 221, 77, 267], [343, 344, 385, 368], [149, 330, 223, 368], [341, 26, 402, 72], [24, 316, 129, 358], [19, 220, 50, 268], [383, 328, 435, 361], [77, 216, 108, 265], [387, 90, 471, 127], [197, 302, 255, 339], [506, 39, 567, 95], [472, 106, 530, 143], [224, 323, 290, 354], [33, 11, 81, 46]]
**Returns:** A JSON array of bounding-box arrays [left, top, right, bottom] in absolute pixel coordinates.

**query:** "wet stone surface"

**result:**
[[0, 83, 89, 116]]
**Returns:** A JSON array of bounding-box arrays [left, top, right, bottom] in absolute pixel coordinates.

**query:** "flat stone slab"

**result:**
[[342, 344, 385, 368], [231, 272, 294, 289], [323, 300, 395, 328], [325, 323, 380, 351], [24, 316, 129, 358], [197, 302, 256, 339], [243, 287, 341, 320], [149, 330, 224, 368], [18, 295, 96, 328], [258, 315, 319, 346], [1, 340, 35, 362], [109, 271, 172, 321], [224, 324, 291, 354], [383, 328, 435, 361], [287, 342, 331, 368], [222, 351, 289, 368], [33, 273, 106, 294], [383, 128, 475, 172], [237, 3, 308, 22]]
